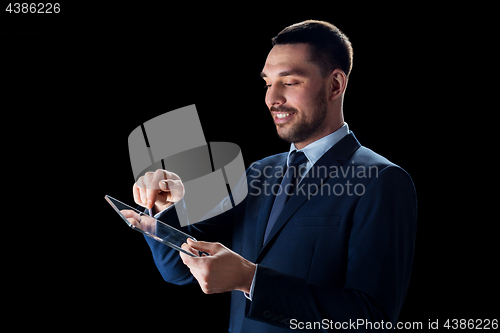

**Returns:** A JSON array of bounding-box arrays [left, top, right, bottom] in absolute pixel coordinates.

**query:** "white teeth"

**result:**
[[276, 113, 290, 118]]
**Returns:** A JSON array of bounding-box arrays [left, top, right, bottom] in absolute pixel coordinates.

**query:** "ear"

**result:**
[[328, 69, 348, 101]]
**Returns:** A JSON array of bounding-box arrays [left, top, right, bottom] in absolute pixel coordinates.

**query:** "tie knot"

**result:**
[[288, 151, 308, 168]]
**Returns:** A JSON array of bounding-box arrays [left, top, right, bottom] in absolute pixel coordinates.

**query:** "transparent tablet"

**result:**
[[105, 195, 198, 257]]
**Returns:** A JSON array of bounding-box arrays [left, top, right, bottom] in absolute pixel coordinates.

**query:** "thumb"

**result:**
[[159, 179, 177, 191], [160, 179, 185, 202], [187, 238, 220, 254]]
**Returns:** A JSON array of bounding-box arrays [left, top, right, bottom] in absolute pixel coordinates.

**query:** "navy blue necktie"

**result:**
[[264, 151, 308, 244]]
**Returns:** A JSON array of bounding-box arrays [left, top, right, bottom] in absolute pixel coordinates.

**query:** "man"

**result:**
[[130, 20, 417, 332]]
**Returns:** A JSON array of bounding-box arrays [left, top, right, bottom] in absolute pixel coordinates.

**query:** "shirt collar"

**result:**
[[287, 123, 350, 167]]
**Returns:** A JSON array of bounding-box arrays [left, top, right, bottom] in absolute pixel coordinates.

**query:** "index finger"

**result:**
[[145, 169, 167, 209]]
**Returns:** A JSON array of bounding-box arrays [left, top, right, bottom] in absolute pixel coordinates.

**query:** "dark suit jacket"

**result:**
[[144, 132, 417, 332]]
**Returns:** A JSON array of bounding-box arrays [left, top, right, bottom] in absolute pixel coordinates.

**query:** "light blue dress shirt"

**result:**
[[289, 123, 350, 184]]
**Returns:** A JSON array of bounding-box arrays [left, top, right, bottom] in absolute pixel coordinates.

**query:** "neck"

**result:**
[[293, 123, 342, 149]]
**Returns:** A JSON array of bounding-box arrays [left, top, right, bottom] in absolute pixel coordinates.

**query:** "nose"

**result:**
[[265, 85, 286, 109]]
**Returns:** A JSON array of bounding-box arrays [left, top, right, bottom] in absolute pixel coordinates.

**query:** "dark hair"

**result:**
[[272, 20, 353, 78]]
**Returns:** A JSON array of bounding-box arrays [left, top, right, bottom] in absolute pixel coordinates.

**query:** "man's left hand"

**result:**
[[180, 239, 256, 294]]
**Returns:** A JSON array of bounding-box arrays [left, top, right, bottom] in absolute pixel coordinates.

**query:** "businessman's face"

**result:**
[[261, 43, 329, 147]]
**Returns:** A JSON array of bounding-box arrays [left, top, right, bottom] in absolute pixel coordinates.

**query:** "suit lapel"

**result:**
[[256, 132, 361, 262]]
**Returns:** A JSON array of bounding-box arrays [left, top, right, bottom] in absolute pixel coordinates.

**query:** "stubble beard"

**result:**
[[275, 85, 328, 144]]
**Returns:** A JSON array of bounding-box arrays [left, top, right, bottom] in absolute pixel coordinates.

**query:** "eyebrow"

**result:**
[[260, 69, 306, 78]]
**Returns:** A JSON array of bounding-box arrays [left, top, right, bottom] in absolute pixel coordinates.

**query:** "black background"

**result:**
[[3, 3, 497, 331]]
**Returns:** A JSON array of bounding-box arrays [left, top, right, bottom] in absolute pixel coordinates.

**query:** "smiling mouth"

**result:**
[[272, 112, 296, 124]]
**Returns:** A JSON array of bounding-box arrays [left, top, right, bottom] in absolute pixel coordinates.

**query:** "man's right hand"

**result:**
[[133, 169, 185, 213]]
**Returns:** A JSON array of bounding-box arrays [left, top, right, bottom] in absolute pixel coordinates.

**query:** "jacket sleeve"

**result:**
[[143, 199, 195, 285], [246, 166, 417, 331], [144, 196, 237, 285]]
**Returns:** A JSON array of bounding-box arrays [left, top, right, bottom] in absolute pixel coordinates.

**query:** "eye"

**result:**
[[284, 82, 297, 87], [264, 84, 271, 89]]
